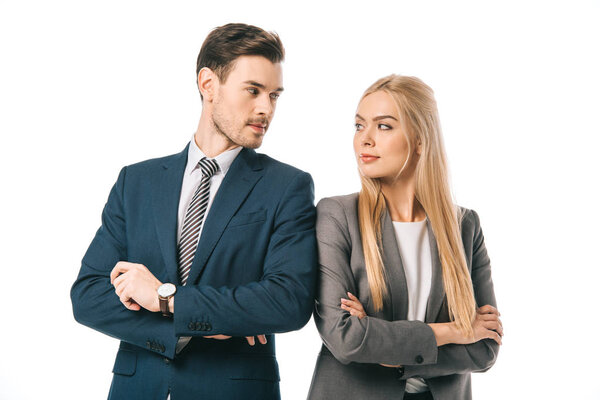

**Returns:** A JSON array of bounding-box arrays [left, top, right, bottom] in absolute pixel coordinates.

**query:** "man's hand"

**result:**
[[110, 261, 162, 312], [204, 334, 268, 346]]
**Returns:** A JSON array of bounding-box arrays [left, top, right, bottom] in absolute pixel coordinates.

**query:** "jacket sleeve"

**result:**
[[172, 171, 318, 337], [313, 197, 439, 366], [70, 167, 179, 359], [403, 209, 500, 379]]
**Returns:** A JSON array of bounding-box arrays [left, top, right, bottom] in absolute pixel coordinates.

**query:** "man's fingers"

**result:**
[[112, 273, 127, 289], [246, 336, 256, 346], [110, 262, 132, 284], [257, 335, 267, 345], [204, 335, 231, 340]]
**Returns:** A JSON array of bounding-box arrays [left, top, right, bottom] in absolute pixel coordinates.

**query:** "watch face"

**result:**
[[158, 283, 176, 298]]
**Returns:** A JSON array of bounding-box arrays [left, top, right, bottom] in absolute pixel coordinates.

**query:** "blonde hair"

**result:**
[[357, 75, 476, 336]]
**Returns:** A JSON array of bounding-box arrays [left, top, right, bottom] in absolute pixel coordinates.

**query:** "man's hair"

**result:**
[[196, 23, 285, 88]]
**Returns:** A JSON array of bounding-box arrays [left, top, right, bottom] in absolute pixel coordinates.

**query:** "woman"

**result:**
[[308, 75, 502, 400]]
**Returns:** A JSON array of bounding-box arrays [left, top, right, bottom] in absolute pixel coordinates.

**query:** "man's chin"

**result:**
[[237, 134, 264, 149]]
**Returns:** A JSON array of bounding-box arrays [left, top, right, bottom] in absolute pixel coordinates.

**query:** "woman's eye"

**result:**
[[378, 123, 392, 130]]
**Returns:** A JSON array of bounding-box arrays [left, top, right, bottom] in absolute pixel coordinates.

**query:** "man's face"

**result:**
[[211, 55, 283, 149]]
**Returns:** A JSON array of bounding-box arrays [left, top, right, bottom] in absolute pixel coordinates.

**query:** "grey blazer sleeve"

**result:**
[[403, 210, 500, 379], [313, 197, 438, 366]]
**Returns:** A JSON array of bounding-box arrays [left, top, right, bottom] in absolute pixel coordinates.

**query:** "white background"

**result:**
[[1, 0, 599, 399]]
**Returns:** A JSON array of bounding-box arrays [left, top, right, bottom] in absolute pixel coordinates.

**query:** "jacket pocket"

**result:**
[[112, 349, 137, 376], [228, 209, 267, 228]]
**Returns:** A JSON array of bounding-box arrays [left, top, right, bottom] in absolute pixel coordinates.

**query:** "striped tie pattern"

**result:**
[[178, 157, 219, 285]]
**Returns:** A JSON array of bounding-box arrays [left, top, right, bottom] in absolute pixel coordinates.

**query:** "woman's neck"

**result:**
[[381, 177, 426, 222]]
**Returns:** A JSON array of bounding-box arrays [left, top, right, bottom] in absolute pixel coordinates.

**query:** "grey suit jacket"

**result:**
[[308, 194, 499, 400]]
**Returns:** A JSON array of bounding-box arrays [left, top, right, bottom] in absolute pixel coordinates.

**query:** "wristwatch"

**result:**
[[157, 283, 176, 317]]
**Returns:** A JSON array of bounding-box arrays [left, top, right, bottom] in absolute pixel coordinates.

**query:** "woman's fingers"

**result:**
[[482, 320, 504, 337], [341, 303, 366, 319], [341, 297, 365, 312], [487, 329, 502, 345], [477, 304, 500, 316]]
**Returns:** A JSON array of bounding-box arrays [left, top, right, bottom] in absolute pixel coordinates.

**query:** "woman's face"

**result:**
[[353, 90, 418, 181]]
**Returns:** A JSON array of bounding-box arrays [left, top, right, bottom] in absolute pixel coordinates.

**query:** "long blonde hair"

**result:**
[[357, 75, 476, 336]]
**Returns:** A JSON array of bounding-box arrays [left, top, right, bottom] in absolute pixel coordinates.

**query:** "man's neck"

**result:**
[[193, 117, 239, 158]]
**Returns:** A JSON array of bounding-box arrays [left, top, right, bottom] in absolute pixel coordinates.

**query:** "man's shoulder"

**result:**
[[126, 150, 183, 171], [255, 152, 311, 182]]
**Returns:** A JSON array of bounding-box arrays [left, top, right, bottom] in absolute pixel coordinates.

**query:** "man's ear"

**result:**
[[198, 67, 217, 102]]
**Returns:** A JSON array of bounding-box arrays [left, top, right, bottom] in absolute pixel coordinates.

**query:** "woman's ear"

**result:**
[[198, 67, 217, 102], [416, 141, 422, 156]]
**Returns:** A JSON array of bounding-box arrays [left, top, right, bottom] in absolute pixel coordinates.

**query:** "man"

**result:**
[[71, 23, 317, 400]]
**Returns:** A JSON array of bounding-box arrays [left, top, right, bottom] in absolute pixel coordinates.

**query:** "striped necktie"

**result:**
[[178, 157, 219, 285]]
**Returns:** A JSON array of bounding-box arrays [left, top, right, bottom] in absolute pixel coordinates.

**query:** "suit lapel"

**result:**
[[425, 220, 446, 322], [151, 145, 189, 285], [380, 209, 409, 321], [185, 148, 264, 284]]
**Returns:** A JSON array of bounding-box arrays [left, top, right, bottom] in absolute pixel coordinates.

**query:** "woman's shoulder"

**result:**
[[317, 193, 359, 213], [457, 205, 483, 235], [315, 193, 359, 235]]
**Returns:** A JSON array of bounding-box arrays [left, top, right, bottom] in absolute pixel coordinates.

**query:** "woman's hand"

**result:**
[[340, 292, 367, 319], [340, 293, 403, 368], [428, 304, 503, 346]]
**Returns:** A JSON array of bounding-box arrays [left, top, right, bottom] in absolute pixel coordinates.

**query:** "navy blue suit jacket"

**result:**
[[71, 145, 318, 400]]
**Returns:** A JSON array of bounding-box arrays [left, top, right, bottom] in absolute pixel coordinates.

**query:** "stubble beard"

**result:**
[[212, 115, 264, 150]]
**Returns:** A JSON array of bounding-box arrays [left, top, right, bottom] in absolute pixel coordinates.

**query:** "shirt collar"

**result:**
[[186, 136, 243, 176]]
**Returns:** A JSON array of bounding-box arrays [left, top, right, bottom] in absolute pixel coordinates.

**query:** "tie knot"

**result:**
[[198, 157, 219, 178]]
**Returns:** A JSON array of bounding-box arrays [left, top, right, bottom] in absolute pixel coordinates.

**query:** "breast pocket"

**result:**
[[228, 209, 267, 228]]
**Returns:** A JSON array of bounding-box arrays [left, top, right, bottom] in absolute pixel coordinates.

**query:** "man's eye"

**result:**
[[270, 93, 280, 100], [355, 123, 363, 131], [247, 88, 258, 95]]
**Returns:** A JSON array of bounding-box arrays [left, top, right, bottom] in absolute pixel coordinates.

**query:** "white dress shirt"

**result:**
[[392, 218, 432, 394]]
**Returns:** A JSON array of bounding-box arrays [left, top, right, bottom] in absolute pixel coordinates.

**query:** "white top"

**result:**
[[392, 218, 433, 394]]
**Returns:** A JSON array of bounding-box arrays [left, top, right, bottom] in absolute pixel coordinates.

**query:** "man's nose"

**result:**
[[255, 94, 274, 116]]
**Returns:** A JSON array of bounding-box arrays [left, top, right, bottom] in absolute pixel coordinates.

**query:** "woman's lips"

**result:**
[[359, 154, 379, 163]]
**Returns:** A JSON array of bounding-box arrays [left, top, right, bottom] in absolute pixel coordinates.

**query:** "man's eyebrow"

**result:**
[[243, 80, 284, 92], [355, 114, 365, 121]]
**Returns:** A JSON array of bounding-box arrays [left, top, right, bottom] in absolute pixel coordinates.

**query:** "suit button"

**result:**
[[397, 366, 405, 379], [146, 340, 152, 349], [415, 355, 424, 364], [205, 323, 212, 331], [195, 322, 203, 331], [188, 322, 196, 330], [159, 345, 165, 353], [163, 357, 170, 364]]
